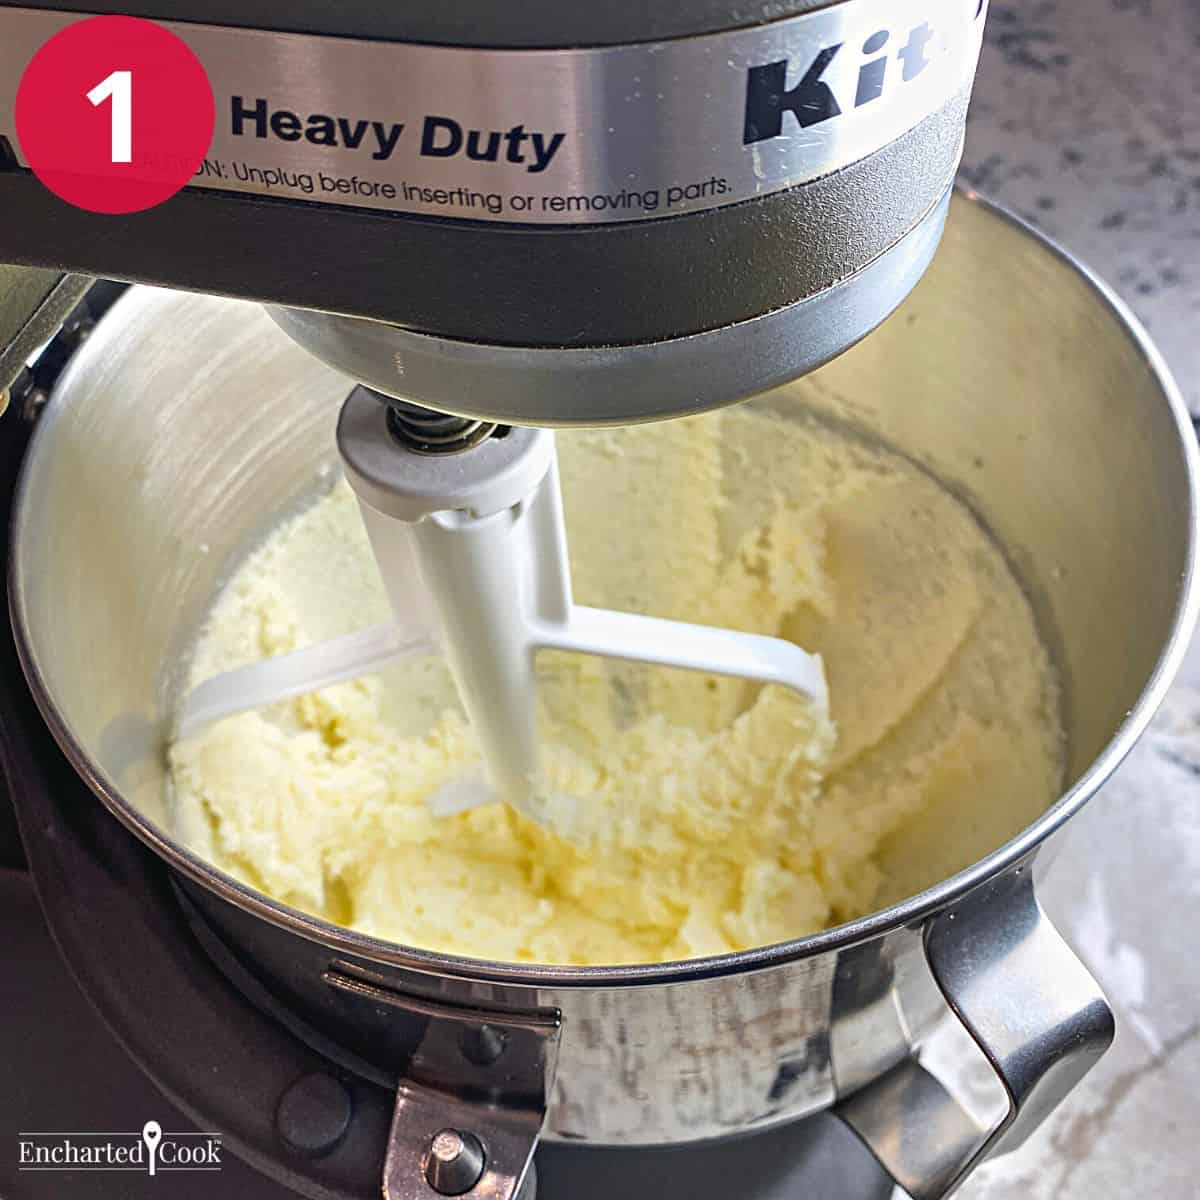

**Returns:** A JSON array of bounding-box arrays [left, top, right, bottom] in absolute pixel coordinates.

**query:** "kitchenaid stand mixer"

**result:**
[[1, 0, 983, 834], [5, 2, 1197, 1198]]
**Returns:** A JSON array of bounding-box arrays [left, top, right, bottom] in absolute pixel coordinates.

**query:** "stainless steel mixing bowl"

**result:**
[[10, 191, 1199, 1200]]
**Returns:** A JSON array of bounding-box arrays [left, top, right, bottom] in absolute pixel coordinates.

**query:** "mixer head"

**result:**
[[0, 0, 987, 422]]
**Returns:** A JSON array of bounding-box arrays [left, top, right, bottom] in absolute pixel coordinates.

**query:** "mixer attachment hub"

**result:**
[[378, 391, 504, 456]]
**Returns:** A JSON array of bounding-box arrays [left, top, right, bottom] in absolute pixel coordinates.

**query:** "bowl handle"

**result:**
[[836, 864, 1115, 1198]]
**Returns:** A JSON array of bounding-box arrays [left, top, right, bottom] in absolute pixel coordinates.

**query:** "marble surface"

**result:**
[[946, 3, 1200, 1194], [962, 0, 1200, 415]]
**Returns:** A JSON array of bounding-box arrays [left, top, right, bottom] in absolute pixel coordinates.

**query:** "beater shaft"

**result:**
[[406, 505, 543, 809]]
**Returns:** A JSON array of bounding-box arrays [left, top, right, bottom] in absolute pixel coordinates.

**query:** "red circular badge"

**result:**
[[15, 15, 215, 214]]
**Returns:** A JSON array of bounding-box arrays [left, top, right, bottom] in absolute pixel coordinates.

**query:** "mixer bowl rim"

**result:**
[[10, 187, 1200, 989]]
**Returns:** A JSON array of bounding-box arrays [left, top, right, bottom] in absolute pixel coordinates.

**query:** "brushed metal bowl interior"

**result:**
[[9, 191, 1198, 978]]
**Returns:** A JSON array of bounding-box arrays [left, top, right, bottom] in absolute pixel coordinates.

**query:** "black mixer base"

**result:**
[[0, 868, 296, 1200]]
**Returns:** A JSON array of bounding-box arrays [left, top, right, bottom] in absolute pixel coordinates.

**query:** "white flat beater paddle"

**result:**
[[176, 390, 828, 825]]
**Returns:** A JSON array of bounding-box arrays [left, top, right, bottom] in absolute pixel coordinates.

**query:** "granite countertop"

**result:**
[[961, 0, 1200, 416], [951, 3, 1200, 1196]]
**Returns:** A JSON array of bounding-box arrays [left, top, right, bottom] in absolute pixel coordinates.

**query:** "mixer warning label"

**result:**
[[0, 0, 987, 225], [204, 157, 733, 220]]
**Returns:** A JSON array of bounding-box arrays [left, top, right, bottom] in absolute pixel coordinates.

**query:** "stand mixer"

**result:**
[[3, 3, 1198, 1200], [0, 0, 982, 828]]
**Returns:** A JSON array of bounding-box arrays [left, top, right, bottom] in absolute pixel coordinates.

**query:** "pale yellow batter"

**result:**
[[168, 405, 1063, 965]]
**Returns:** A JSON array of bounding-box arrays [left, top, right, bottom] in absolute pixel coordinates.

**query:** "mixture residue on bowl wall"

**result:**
[[168, 405, 1063, 965]]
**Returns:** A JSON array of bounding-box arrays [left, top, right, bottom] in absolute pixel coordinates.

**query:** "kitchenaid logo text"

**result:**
[[18, 1120, 222, 1176], [230, 97, 567, 173], [743, 4, 981, 144]]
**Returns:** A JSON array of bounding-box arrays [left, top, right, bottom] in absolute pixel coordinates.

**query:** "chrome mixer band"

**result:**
[[0, 0, 985, 225]]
